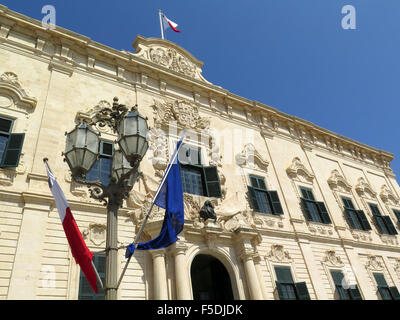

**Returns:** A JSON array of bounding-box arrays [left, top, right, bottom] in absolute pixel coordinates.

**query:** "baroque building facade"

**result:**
[[1, 5, 400, 300]]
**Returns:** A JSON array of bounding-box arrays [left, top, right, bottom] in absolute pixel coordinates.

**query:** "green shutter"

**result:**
[[301, 198, 312, 221], [389, 286, 400, 300], [348, 285, 363, 300], [267, 191, 284, 215], [203, 166, 222, 198], [275, 281, 285, 300], [295, 282, 311, 300], [382, 216, 398, 235], [317, 202, 332, 224], [373, 215, 387, 234], [248, 186, 260, 212], [1, 133, 25, 168], [378, 286, 393, 300], [356, 210, 371, 231], [344, 209, 357, 229]]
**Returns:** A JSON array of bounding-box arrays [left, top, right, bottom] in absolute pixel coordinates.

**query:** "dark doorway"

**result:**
[[191, 254, 234, 300]]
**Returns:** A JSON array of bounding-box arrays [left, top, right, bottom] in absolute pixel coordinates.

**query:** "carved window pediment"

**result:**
[[0, 72, 37, 114], [235, 143, 269, 171], [267, 244, 292, 263], [380, 184, 399, 206], [355, 177, 377, 199], [152, 99, 210, 131], [365, 255, 384, 271], [323, 250, 344, 267], [286, 157, 314, 183], [327, 169, 352, 193]]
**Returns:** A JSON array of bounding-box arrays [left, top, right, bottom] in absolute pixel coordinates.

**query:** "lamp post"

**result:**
[[63, 97, 149, 300]]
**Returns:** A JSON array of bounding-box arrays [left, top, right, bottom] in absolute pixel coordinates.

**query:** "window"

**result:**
[[373, 273, 400, 300], [86, 141, 114, 186], [78, 254, 105, 300], [178, 144, 222, 198], [274, 266, 310, 300], [342, 197, 371, 231], [0, 116, 25, 168], [330, 270, 362, 300], [247, 175, 283, 215], [300, 187, 331, 224], [369, 204, 398, 235]]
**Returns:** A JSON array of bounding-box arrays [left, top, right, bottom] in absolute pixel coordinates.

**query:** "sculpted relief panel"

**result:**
[[133, 36, 209, 83]]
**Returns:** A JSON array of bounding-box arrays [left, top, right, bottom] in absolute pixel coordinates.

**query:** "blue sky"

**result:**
[[2, 1, 400, 182]]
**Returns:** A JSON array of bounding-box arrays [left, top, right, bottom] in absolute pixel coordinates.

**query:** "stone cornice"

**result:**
[[0, 5, 395, 173]]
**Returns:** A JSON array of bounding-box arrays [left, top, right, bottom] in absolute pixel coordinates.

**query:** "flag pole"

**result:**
[[159, 10, 165, 40], [116, 134, 186, 289], [43, 157, 104, 293]]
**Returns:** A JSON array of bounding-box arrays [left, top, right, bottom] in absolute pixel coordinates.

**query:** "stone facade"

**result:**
[[1, 5, 400, 300]]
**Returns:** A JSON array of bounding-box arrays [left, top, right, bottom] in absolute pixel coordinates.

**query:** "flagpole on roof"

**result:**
[[159, 10, 165, 40], [116, 133, 186, 290]]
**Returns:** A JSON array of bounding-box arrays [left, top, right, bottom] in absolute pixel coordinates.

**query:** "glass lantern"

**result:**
[[64, 122, 100, 179], [111, 149, 132, 182], [117, 109, 149, 166]]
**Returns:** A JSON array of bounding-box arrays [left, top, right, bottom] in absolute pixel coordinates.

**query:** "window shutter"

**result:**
[[344, 209, 357, 229], [1, 133, 25, 168], [317, 202, 332, 224], [301, 198, 312, 221], [356, 210, 372, 231], [248, 186, 260, 212], [389, 286, 400, 300], [382, 216, 398, 235], [275, 281, 285, 300], [267, 191, 284, 215], [378, 286, 393, 300], [373, 215, 387, 234], [348, 285, 363, 300], [203, 166, 222, 198], [295, 282, 311, 300]]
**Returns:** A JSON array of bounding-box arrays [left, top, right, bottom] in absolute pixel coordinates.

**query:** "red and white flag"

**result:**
[[46, 165, 98, 294], [161, 13, 182, 33]]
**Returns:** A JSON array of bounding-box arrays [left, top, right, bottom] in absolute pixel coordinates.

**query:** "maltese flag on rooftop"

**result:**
[[160, 11, 182, 38]]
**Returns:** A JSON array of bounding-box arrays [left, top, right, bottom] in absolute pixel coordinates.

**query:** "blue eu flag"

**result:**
[[125, 138, 185, 258]]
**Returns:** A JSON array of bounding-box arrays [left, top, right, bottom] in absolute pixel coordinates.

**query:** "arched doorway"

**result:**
[[191, 254, 234, 300]]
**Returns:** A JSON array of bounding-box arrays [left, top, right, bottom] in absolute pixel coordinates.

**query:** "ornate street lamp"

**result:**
[[63, 97, 149, 300]]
